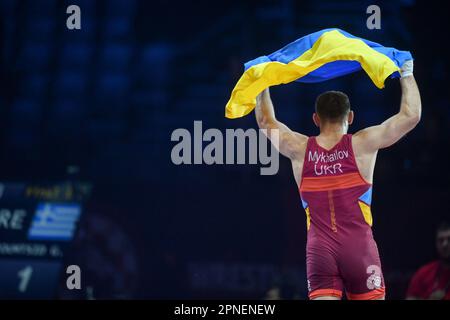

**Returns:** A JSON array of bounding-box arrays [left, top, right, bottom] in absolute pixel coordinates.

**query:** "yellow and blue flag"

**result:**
[[225, 28, 412, 119]]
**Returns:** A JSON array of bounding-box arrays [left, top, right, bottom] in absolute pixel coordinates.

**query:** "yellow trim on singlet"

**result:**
[[305, 207, 311, 231], [358, 201, 373, 227]]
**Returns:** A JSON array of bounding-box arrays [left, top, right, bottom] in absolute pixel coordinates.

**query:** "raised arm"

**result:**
[[255, 88, 308, 160], [353, 60, 421, 152]]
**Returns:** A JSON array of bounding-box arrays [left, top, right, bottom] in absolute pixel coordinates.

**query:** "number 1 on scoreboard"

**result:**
[[18, 266, 33, 293]]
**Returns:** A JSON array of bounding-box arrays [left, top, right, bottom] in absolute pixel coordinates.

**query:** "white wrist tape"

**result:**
[[400, 60, 414, 78]]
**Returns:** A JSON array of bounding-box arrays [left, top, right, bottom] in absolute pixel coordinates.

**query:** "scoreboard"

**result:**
[[0, 181, 91, 299]]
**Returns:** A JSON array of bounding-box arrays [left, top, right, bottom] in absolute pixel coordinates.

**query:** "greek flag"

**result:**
[[28, 203, 81, 241]]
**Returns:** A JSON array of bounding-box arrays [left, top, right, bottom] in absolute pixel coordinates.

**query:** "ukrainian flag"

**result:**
[[225, 28, 412, 119]]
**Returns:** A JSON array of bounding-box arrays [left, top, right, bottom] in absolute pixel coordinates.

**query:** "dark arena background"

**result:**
[[0, 0, 449, 301]]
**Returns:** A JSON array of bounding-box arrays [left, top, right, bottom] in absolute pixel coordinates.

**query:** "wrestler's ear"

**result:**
[[313, 113, 320, 127], [348, 110, 354, 125]]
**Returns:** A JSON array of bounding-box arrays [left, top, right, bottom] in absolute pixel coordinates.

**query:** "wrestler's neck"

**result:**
[[318, 121, 349, 138]]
